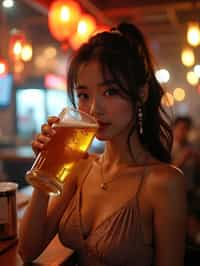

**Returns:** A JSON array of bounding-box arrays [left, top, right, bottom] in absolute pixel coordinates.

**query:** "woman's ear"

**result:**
[[139, 84, 149, 104]]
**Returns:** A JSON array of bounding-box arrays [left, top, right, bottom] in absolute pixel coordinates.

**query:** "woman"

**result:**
[[19, 23, 186, 266]]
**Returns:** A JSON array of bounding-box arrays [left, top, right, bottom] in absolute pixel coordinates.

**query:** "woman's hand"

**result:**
[[31, 116, 60, 155]]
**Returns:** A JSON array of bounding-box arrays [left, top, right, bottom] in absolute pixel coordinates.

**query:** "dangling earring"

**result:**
[[137, 105, 143, 135]]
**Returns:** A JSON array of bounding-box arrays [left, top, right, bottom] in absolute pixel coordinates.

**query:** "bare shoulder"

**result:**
[[146, 163, 187, 207], [148, 163, 185, 189]]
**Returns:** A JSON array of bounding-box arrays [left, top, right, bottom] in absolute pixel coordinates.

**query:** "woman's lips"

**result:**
[[98, 121, 111, 129]]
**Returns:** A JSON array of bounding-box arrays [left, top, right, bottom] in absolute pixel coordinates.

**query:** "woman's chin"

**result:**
[[95, 133, 110, 141]]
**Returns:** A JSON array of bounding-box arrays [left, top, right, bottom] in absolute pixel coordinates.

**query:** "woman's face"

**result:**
[[75, 60, 134, 141]]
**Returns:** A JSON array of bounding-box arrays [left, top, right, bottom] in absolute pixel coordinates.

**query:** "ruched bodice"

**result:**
[[58, 157, 154, 266]]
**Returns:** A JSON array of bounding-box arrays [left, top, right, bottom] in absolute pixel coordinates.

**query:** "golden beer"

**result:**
[[26, 109, 98, 196]]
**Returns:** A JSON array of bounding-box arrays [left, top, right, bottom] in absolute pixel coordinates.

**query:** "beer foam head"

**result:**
[[54, 120, 98, 128]]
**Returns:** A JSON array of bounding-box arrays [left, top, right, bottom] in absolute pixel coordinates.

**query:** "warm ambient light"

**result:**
[[9, 30, 26, 61], [43, 47, 57, 59], [13, 41, 23, 57], [155, 69, 170, 83], [14, 61, 24, 73], [34, 56, 46, 69], [173, 88, 186, 102], [69, 14, 96, 50], [181, 47, 195, 67], [77, 15, 96, 35], [21, 43, 33, 62], [194, 65, 200, 78], [187, 22, 200, 47], [186, 71, 199, 86], [2, 0, 14, 8], [48, 0, 82, 42]]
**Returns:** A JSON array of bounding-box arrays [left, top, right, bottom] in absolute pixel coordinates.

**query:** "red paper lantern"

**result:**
[[69, 14, 96, 50], [48, 0, 82, 42]]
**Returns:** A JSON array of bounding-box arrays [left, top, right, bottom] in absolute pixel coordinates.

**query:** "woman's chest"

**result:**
[[79, 167, 153, 242]]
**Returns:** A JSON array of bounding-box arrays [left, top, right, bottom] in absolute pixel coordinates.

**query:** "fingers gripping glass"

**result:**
[[25, 108, 98, 196]]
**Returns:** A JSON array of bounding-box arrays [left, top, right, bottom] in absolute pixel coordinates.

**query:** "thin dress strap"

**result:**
[[135, 164, 149, 200], [77, 157, 94, 189]]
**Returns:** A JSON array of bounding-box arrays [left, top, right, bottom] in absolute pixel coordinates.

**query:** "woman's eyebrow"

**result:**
[[75, 80, 117, 90], [98, 79, 116, 86], [75, 85, 88, 90]]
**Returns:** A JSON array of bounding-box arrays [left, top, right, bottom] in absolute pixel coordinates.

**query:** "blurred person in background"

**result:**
[[172, 116, 200, 192], [172, 116, 200, 252], [19, 22, 186, 266]]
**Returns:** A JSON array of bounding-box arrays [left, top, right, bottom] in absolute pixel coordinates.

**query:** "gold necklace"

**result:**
[[99, 154, 128, 190], [100, 154, 112, 190]]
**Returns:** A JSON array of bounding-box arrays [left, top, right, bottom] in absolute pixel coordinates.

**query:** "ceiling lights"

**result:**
[[181, 47, 195, 67], [187, 22, 200, 47]]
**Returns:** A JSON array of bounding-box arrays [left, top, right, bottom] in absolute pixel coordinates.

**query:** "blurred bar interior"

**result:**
[[0, 3, 200, 175], [1, 1, 200, 179], [1, 0, 200, 262]]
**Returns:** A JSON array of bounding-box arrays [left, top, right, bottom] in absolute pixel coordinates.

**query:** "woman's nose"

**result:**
[[89, 97, 104, 117]]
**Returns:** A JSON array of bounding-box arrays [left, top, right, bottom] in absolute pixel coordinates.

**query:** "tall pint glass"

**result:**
[[25, 108, 98, 196]]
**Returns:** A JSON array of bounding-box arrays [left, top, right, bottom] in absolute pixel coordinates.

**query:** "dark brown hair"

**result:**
[[67, 22, 173, 163]]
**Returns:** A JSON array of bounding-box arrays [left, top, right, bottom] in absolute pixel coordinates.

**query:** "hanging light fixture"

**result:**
[[69, 14, 96, 50], [48, 0, 82, 42], [2, 0, 14, 8], [187, 22, 200, 47], [186, 71, 199, 86], [20, 42, 33, 62], [194, 64, 200, 77], [9, 30, 26, 61], [181, 46, 195, 67], [173, 88, 186, 102], [155, 69, 170, 83]]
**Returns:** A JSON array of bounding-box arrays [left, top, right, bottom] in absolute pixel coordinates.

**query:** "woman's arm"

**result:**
[[18, 173, 77, 263], [19, 116, 79, 262], [149, 165, 187, 266]]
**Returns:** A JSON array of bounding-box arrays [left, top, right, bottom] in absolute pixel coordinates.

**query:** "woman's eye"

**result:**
[[77, 93, 89, 100], [104, 88, 119, 96]]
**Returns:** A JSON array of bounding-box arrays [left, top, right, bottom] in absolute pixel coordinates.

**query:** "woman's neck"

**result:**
[[103, 133, 150, 166]]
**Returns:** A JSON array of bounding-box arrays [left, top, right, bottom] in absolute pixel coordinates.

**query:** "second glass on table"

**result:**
[[25, 107, 98, 196]]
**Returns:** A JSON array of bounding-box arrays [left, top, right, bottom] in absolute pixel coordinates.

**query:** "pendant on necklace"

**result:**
[[100, 183, 107, 190]]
